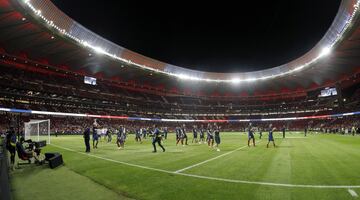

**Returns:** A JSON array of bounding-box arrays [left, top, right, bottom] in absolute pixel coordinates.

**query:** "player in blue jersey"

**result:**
[[247, 123, 256, 147], [267, 124, 276, 148], [92, 119, 99, 149], [150, 124, 165, 153]]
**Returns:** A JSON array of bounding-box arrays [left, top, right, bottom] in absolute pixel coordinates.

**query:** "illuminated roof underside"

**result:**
[[17, 0, 360, 83]]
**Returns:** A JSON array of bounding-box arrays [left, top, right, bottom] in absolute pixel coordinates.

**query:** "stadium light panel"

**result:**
[[177, 74, 201, 81], [231, 78, 240, 84], [245, 78, 257, 82], [93, 46, 106, 54], [177, 74, 190, 80], [320, 46, 332, 57]]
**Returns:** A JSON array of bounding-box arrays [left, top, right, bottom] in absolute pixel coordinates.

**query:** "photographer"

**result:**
[[6, 126, 16, 170]]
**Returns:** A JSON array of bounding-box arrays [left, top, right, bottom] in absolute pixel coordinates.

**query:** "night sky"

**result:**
[[52, 0, 341, 73]]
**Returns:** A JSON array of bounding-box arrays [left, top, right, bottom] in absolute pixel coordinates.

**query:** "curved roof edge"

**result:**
[[17, 0, 360, 83]]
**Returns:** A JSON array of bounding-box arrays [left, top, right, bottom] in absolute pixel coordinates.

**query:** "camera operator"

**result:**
[[17, 137, 45, 164]]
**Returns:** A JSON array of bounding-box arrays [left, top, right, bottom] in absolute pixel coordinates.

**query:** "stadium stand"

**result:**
[[0, 57, 358, 134]]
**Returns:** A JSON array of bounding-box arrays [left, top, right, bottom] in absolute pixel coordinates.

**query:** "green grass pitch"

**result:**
[[10, 132, 360, 200]]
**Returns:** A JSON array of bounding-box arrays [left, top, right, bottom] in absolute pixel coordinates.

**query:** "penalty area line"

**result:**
[[49, 143, 360, 189]]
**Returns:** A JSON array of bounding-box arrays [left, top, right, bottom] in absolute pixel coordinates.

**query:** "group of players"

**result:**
[[86, 119, 166, 153], [175, 123, 221, 151], [84, 119, 281, 153], [247, 123, 277, 148]]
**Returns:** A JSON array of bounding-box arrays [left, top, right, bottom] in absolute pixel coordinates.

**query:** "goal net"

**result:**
[[24, 119, 51, 144]]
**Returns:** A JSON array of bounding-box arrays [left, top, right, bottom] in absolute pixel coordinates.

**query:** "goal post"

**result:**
[[24, 119, 51, 144]]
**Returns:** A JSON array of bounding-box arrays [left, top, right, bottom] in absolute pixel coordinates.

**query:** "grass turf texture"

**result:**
[[10, 132, 360, 200]]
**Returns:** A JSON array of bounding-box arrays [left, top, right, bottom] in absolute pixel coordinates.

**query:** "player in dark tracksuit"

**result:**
[[163, 127, 168, 140], [247, 123, 256, 147], [142, 128, 147, 139], [175, 126, 183, 146], [83, 127, 91, 153], [192, 125, 198, 144], [207, 123, 214, 147], [267, 124, 276, 148], [199, 125, 205, 144], [182, 124, 188, 145], [214, 124, 221, 151], [135, 127, 142, 143], [106, 129, 112, 143], [6, 127, 17, 170], [117, 125, 126, 149], [151, 125, 165, 153], [282, 125, 286, 138]]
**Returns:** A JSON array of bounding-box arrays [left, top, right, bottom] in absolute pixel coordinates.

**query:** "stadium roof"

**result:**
[[0, 0, 359, 97]]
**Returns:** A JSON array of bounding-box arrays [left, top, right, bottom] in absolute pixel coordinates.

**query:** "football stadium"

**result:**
[[0, 0, 360, 199]]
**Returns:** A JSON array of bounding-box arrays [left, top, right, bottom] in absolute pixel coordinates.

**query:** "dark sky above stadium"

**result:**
[[52, 0, 341, 73]]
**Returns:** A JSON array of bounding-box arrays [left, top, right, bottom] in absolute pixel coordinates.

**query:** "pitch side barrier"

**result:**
[[0, 137, 12, 200], [0, 107, 359, 123]]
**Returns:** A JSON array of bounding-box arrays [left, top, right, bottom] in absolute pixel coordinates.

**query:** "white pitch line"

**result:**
[[348, 189, 359, 197], [174, 143, 259, 173], [50, 144, 171, 174], [50, 144, 360, 189]]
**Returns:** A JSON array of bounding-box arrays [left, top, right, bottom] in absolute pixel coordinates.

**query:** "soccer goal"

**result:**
[[24, 119, 51, 144]]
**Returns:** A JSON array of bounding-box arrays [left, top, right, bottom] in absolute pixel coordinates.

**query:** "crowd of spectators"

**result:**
[[0, 114, 358, 137], [0, 64, 359, 118]]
